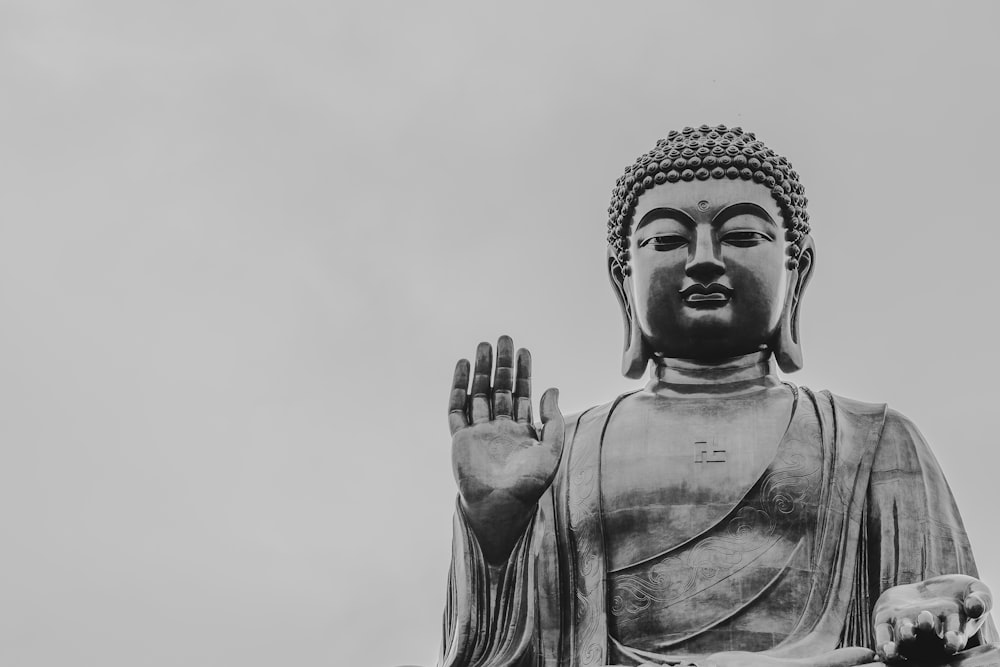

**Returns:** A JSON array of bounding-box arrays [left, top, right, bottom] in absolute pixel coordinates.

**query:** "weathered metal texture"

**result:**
[[439, 129, 998, 667]]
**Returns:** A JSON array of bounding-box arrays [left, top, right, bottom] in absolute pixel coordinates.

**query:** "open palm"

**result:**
[[449, 336, 563, 561]]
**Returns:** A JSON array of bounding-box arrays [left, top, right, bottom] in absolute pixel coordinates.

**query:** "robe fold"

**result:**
[[439, 389, 996, 667]]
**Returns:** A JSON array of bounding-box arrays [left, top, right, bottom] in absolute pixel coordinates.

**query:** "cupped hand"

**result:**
[[449, 335, 564, 562], [873, 574, 993, 663]]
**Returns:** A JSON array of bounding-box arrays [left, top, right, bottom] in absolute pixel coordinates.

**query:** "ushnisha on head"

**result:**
[[607, 125, 815, 379]]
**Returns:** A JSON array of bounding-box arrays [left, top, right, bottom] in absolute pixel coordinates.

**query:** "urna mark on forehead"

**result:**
[[607, 124, 810, 274], [630, 179, 784, 234]]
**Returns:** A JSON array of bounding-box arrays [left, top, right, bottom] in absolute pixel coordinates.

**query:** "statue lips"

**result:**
[[679, 283, 734, 308]]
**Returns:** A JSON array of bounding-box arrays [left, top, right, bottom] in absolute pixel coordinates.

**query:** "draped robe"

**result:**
[[439, 388, 997, 667]]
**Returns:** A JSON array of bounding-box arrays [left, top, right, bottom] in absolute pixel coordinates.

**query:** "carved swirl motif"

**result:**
[[568, 418, 608, 666], [570, 467, 596, 524], [610, 446, 818, 619]]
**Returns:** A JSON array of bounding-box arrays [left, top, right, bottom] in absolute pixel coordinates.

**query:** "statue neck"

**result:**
[[647, 350, 782, 398]]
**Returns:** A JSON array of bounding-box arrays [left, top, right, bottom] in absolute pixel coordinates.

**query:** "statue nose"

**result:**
[[685, 234, 725, 280]]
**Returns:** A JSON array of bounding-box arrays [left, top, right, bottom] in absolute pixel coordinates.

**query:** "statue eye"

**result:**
[[722, 230, 770, 247], [640, 235, 688, 251]]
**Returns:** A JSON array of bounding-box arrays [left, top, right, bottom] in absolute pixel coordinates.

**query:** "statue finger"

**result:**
[[874, 622, 895, 660], [944, 630, 967, 654], [916, 609, 939, 636], [449, 359, 470, 435], [471, 394, 491, 424], [965, 580, 993, 619], [943, 613, 965, 653], [895, 617, 916, 643], [514, 348, 532, 424], [494, 336, 514, 392], [516, 397, 532, 425], [883, 642, 899, 662], [944, 612, 961, 638], [880, 641, 899, 662], [493, 336, 514, 418], [471, 341, 493, 397], [494, 390, 513, 419]]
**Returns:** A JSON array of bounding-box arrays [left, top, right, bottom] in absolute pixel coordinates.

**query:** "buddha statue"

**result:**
[[439, 125, 998, 667]]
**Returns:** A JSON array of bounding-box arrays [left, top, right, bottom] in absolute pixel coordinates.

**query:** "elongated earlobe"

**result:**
[[773, 239, 815, 373], [608, 253, 651, 379]]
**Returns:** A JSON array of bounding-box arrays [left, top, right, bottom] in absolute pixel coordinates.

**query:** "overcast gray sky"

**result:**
[[2, 2, 1000, 666]]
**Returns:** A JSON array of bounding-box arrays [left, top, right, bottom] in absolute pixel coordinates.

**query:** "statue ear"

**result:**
[[608, 251, 651, 379], [773, 236, 815, 374]]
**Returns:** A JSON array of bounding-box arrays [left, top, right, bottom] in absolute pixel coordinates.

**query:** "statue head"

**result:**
[[607, 125, 815, 378]]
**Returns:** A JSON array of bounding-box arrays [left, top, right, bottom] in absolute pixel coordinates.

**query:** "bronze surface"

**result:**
[[438, 129, 997, 667]]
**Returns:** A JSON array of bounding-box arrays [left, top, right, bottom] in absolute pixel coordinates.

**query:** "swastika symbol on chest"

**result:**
[[693, 440, 727, 463]]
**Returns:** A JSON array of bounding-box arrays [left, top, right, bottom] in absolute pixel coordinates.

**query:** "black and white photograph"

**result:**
[[3, 3, 1000, 666]]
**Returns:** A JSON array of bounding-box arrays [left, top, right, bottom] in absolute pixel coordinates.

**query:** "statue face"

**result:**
[[627, 179, 793, 360]]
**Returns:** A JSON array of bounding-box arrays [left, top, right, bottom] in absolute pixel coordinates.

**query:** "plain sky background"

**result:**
[[2, 2, 1000, 666]]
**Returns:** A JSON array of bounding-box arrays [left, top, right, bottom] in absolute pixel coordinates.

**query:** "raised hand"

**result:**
[[449, 335, 564, 564], [873, 574, 993, 663]]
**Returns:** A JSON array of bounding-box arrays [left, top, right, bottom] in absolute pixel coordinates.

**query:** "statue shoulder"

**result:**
[[873, 406, 944, 476], [559, 392, 641, 440], [815, 389, 941, 473], [815, 389, 888, 422], [561, 400, 616, 435]]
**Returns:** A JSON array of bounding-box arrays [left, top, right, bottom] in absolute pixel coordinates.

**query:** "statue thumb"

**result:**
[[539, 388, 565, 449], [539, 388, 562, 425]]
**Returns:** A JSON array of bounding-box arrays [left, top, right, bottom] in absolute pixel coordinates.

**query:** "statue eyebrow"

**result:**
[[634, 208, 695, 232], [712, 202, 778, 228], [635, 202, 777, 234]]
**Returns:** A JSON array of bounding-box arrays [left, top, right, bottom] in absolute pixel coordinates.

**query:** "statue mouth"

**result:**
[[679, 283, 733, 308]]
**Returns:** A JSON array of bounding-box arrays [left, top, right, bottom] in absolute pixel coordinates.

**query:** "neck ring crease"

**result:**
[[649, 350, 779, 396]]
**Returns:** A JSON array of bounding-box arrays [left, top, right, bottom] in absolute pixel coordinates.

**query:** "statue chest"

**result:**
[[596, 388, 829, 656], [600, 389, 794, 571]]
